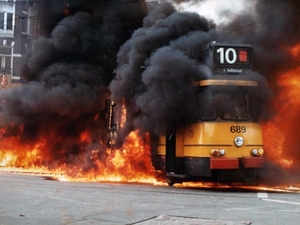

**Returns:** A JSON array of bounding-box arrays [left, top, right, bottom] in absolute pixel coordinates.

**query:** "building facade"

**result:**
[[0, 0, 39, 89]]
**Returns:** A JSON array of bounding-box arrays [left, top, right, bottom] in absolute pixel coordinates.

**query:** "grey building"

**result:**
[[0, 0, 40, 88]]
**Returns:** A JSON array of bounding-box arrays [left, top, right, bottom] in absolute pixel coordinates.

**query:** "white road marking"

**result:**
[[261, 199, 300, 206], [224, 208, 251, 211], [257, 192, 300, 205], [279, 210, 300, 212], [257, 192, 268, 199]]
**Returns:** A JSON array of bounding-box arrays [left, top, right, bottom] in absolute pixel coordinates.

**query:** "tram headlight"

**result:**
[[219, 149, 226, 156], [210, 149, 219, 156], [258, 149, 264, 156], [251, 149, 259, 156], [210, 149, 226, 156], [251, 148, 264, 157], [234, 136, 244, 147]]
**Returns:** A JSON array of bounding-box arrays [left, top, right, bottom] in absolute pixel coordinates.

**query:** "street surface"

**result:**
[[1, 173, 300, 225]]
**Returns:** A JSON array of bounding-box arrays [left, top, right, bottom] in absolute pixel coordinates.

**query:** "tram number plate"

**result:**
[[230, 126, 246, 133]]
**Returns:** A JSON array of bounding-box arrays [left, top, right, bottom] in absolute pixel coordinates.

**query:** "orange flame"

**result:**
[[120, 103, 127, 128], [262, 44, 300, 170], [0, 125, 158, 183], [62, 130, 157, 183], [0, 93, 161, 184]]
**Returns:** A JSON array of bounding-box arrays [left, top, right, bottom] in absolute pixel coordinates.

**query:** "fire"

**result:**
[[175, 182, 300, 193], [0, 95, 161, 184], [79, 130, 92, 143], [60, 130, 158, 183], [0, 152, 17, 166], [262, 44, 300, 171], [0, 128, 44, 168], [2, 41, 300, 185], [0, 126, 158, 183], [120, 103, 127, 128], [290, 44, 300, 57]]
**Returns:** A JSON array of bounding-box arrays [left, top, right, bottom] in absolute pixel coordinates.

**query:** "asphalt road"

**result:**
[[0, 173, 300, 225]]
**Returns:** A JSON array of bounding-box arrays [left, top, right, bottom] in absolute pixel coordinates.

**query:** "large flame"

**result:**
[[262, 44, 300, 171], [0, 124, 158, 183], [0, 91, 161, 183], [63, 130, 157, 183]]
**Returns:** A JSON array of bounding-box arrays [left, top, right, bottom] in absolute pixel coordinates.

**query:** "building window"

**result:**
[[7, 13, 12, 30], [0, 12, 4, 29], [0, 12, 12, 30], [1, 56, 5, 68]]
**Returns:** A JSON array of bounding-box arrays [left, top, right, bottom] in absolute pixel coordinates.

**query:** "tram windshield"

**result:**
[[197, 90, 252, 121], [215, 93, 250, 120]]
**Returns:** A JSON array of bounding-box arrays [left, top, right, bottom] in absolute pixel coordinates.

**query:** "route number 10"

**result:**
[[216, 47, 237, 64]]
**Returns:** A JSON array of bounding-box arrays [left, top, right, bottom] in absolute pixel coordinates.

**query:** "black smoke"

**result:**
[[109, 2, 271, 140], [110, 2, 216, 136], [0, 0, 147, 168], [218, 0, 300, 87]]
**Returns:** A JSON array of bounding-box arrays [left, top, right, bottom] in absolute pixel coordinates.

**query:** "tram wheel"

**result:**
[[166, 177, 175, 186]]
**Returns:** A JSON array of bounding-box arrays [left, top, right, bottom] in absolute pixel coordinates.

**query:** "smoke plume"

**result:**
[[109, 2, 216, 137], [109, 2, 270, 137], [0, 0, 299, 179], [218, 0, 300, 79], [0, 0, 147, 169]]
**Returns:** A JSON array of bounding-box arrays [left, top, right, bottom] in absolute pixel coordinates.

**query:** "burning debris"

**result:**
[[0, 0, 299, 185]]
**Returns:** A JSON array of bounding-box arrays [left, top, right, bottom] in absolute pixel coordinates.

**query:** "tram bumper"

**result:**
[[210, 157, 265, 169], [241, 157, 265, 168], [210, 158, 239, 169]]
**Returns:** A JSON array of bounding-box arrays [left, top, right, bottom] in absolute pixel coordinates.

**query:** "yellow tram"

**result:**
[[153, 42, 266, 185]]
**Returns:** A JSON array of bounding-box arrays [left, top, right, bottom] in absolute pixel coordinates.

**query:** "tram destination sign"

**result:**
[[213, 44, 252, 74]]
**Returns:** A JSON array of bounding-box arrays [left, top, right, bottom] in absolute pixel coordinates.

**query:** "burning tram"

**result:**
[[152, 42, 266, 185]]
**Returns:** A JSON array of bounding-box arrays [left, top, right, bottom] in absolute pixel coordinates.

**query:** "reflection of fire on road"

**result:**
[[176, 182, 300, 193]]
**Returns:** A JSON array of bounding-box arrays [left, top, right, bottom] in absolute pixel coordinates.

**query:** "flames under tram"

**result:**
[[153, 42, 266, 185]]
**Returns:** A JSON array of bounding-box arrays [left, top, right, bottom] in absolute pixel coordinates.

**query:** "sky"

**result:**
[[172, 0, 256, 25]]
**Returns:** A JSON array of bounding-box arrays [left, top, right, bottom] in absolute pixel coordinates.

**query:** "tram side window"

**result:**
[[198, 89, 217, 121]]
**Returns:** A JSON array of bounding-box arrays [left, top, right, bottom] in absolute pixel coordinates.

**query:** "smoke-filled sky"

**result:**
[[109, 1, 271, 137], [0, 0, 300, 171], [161, 0, 251, 24]]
